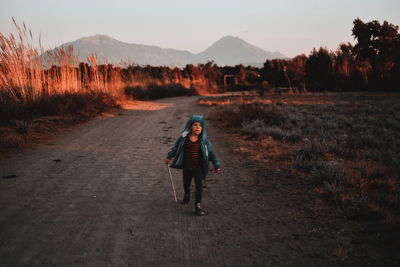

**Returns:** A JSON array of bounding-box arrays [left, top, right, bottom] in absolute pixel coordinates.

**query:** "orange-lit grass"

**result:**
[[0, 18, 123, 118], [0, 19, 124, 153]]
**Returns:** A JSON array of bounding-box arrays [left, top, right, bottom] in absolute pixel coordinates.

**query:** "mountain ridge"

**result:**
[[51, 34, 289, 66]]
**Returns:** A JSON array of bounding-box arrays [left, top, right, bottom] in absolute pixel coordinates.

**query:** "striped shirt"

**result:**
[[183, 137, 202, 170]]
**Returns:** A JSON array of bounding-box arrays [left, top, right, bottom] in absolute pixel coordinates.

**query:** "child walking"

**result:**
[[165, 115, 221, 216]]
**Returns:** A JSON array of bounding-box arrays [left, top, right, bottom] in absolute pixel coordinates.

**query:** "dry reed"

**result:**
[[0, 18, 123, 118]]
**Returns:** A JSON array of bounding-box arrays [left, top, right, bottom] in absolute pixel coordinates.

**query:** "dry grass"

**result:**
[[0, 19, 220, 153], [0, 19, 124, 152], [0, 18, 124, 121], [200, 92, 400, 225]]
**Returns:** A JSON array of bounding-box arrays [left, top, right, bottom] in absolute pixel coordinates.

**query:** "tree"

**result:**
[[352, 18, 399, 89], [335, 43, 355, 77], [305, 47, 335, 91], [287, 54, 307, 92], [261, 59, 288, 87]]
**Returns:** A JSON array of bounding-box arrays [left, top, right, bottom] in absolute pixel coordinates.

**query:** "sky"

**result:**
[[1, 0, 399, 58]]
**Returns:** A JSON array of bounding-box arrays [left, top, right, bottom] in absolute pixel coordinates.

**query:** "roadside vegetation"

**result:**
[[0, 19, 124, 153], [1, 17, 399, 154], [0, 19, 123, 120], [199, 92, 400, 226]]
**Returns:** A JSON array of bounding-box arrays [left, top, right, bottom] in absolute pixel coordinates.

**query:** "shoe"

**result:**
[[182, 193, 190, 204], [195, 206, 205, 216]]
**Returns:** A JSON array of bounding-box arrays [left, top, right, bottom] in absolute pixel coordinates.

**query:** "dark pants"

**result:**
[[183, 168, 205, 204]]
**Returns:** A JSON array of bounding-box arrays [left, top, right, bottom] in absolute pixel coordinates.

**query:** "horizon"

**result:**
[[1, 0, 400, 58], [68, 34, 287, 56]]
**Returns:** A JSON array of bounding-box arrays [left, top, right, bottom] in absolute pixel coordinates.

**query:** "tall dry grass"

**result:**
[[0, 18, 123, 120]]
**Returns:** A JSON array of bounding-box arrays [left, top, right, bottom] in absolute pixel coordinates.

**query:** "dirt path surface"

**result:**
[[0, 96, 394, 266]]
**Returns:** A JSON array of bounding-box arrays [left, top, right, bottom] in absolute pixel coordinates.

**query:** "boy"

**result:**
[[165, 115, 221, 216]]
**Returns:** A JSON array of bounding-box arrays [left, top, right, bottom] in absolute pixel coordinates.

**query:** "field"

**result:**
[[199, 91, 400, 226], [2, 19, 399, 230]]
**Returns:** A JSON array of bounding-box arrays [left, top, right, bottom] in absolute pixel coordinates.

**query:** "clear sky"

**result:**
[[1, 0, 399, 58]]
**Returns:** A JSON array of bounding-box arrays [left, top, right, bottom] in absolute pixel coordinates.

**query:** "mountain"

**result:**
[[57, 34, 196, 66], [197, 36, 287, 66], [49, 34, 288, 67]]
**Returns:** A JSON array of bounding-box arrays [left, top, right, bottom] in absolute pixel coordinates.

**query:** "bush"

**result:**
[[292, 139, 323, 172], [284, 131, 302, 142], [124, 83, 197, 100], [216, 102, 288, 129], [263, 126, 286, 140], [0, 92, 118, 121], [309, 161, 346, 185], [240, 116, 301, 142], [36, 92, 117, 117], [241, 119, 267, 135]]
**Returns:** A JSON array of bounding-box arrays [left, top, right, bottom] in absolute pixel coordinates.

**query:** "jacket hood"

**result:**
[[182, 115, 206, 140]]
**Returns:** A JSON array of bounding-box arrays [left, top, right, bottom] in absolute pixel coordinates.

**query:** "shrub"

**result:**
[[359, 130, 381, 149], [309, 161, 346, 185], [326, 139, 342, 156], [263, 126, 286, 140], [216, 102, 288, 129], [241, 119, 266, 135], [124, 83, 197, 100], [241, 119, 287, 139], [292, 139, 323, 172], [35, 92, 117, 117], [284, 131, 302, 142], [15, 120, 30, 134]]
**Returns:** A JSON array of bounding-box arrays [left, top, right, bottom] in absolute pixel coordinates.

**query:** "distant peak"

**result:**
[[217, 35, 244, 42], [74, 34, 116, 43], [221, 35, 237, 39], [87, 34, 114, 40], [205, 35, 252, 51], [52, 34, 288, 66]]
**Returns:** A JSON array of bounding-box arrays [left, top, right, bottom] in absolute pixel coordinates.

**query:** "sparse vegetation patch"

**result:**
[[200, 92, 400, 226]]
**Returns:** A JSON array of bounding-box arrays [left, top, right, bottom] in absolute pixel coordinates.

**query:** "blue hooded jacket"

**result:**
[[167, 115, 220, 176]]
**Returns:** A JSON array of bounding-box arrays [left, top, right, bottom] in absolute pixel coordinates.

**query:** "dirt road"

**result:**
[[0, 96, 392, 266]]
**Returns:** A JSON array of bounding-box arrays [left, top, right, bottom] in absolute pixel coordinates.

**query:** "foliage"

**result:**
[[124, 83, 197, 100], [259, 18, 400, 92]]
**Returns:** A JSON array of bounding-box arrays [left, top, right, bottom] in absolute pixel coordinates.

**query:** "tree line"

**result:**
[[116, 18, 400, 93], [263, 18, 400, 92], [34, 17, 400, 95]]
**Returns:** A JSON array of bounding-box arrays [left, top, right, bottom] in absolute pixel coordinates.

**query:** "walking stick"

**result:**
[[167, 165, 177, 203]]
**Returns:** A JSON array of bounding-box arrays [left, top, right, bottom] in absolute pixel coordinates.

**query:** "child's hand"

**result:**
[[165, 159, 171, 165], [214, 168, 221, 173]]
